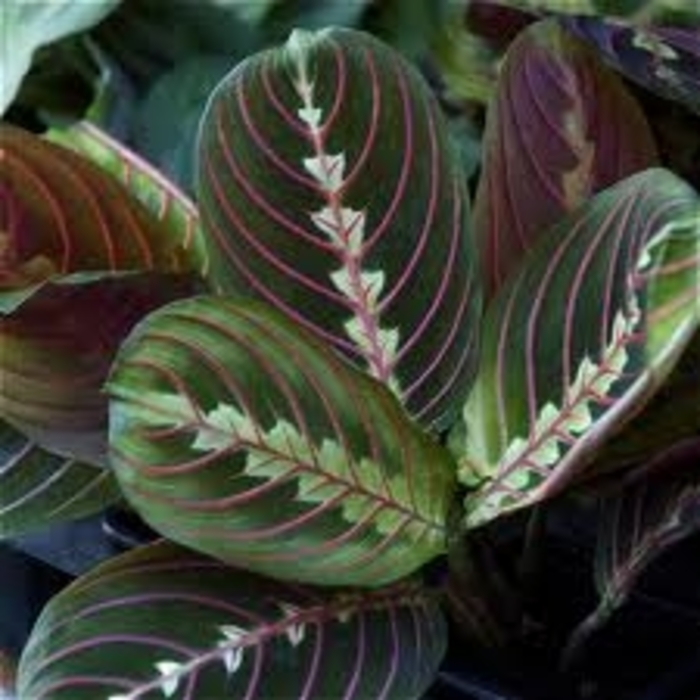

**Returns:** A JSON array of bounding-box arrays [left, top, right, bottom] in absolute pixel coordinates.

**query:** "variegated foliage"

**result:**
[[197, 27, 481, 431], [108, 297, 457, 587], [0, 126, 199, 523], [18, 541, 446, 700], [459, 169, 700, 527]]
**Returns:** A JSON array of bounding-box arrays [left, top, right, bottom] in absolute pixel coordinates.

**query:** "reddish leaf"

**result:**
[[473, 19, 658, 299], [46, 121, 208, 277], [0, 125, 199, 462], [594, 439, 700, 610], [0, 124, 193, 307], [1, 274, 194, 464], [565, 439, 700, 663]]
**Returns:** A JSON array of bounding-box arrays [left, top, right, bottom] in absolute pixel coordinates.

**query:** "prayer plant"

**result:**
[[2, 15, 699, 700]]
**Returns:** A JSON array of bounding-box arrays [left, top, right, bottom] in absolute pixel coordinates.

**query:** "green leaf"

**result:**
[[457, 168, 700, 528], [0, 419, 120, 539], [18, 541, 447, 700], [91, 0, 255, 90], [430, 15, 501, 104], [213, 0, 279, 27], [473, 19, 658, 299], [108, 296, 457, 587], [196, 27, 481, 430], [0, 0, 120, 114], [46, 121, 208, 277]]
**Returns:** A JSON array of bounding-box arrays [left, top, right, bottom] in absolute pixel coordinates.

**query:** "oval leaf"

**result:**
[[0, 419, 120, 539], [196, 27, 481, 430], [473, 19, 658, 299], [458, 168, 700, 527], [1, 125, 199, 462], [108, 296, 457, 586], [18, 541, 447, 700]]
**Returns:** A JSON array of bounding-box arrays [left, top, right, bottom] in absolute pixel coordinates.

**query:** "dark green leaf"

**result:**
[[91, 0, 255, 90], [18, 541, 447, 700], [457, 169, 700, 528], [588, 327, 700, 475], [197, 27, 481, 430], [131, 55, 234, 193]]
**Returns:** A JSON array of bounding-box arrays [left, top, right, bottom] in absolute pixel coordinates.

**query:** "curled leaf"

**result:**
[[0, 126, 199, 462], [1, 125, 193, 308], [46, 121, 208, 277]]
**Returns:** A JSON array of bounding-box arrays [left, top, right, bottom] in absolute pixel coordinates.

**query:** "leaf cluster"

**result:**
[[1, 2, 699, 698]]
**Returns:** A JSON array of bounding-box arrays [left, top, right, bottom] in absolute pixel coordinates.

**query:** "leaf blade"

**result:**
[[473, 19, 658, 299], [108, 296, 457, 586], [459, 168, 700, 527], [18, 541, 447, 700], [197, 27, 481, 430], [46, 121, 209, 277]]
